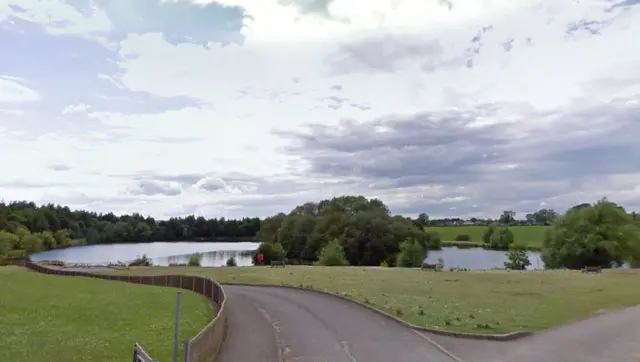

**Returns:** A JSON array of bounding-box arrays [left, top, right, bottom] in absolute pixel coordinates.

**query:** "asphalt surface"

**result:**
[[217, 285, 459, 362], [422, 305, 640, 362]]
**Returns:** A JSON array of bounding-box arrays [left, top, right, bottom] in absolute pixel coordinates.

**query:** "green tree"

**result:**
[[252, 242, 286, 265], [542, 199, 638, 269], [504, 244, 531, 270], [482, 223, 496, 243], [490, 227, 514, 249], [39, 231, 57, 250], [21, 233, 43, 253], [397, 239, 426, 268], [0, 231, 18, 258], [317, 239, 349, 266]]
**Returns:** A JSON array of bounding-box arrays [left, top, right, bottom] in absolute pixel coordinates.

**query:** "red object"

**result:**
[[257, 253, 264, 265]]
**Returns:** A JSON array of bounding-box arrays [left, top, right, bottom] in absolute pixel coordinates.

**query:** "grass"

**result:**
[[0, 267, 213, 362], [106, 266, 640, 334], [426, 225, 550, 248]]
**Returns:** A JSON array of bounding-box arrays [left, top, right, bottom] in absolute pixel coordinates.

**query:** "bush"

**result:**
[[187, 253, 202, 267], [317, 239, 349, 266], [489, 227, 514, 249], [482, 224, 496, 243], [380, 260, 389, 267], [436, 257, 445, 271], [425, 231, 441, 249], [226, 257, 237, 267], [397, 239, 425, 268], [252, 242, 286, 265], [455, 234, 472, 241], [128, 254, 152, 266], [504, 244, 531, 270]]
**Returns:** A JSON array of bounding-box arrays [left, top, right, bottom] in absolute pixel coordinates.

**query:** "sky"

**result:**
[[0, 0, 639, 220]]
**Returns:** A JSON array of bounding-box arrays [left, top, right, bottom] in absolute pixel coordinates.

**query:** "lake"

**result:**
[[30, 242, 261, 267], [30, 242, 544, 269]]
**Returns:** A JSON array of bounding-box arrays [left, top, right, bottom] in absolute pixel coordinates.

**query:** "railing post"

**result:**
[[173, 291, 183, 362], [182, 339, 190, 362]]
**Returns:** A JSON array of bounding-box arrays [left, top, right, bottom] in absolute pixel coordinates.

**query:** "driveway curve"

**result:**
[[217, 285, 460, 362]]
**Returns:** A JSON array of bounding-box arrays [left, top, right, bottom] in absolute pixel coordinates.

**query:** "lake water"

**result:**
[[31, 242, 544, 270], [30, 242, 261, 267], [423, 247, 544, 270]]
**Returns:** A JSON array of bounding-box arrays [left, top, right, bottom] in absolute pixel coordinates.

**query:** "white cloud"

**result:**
[[1, 0, 639, 219], [62, 103, 90, 114], [0, 76, 40, 103]]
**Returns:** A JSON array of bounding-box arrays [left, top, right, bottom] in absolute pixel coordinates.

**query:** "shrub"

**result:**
[[317, 239, 349, 266], [226, 256, 237, 267], [128, 254, 152, 266], [436, 257, 445, 271], [455, 234, 472, 241], [397, 239, 425, 268], [379, 260, 389, 267], [482, 224, 496, 243], [504, 244, 531, 270], [252, 242, 286, 265], [490, 227, 514, 249], [425, 231, 441, 249], [187, 253, 202, 267]]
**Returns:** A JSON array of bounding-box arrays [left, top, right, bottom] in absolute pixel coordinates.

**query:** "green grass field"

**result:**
[[426, 225, 550, 248], [108, 266, 640, 334], [0, 267, 212, 362]]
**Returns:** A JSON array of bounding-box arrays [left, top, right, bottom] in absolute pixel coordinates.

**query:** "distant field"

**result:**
[[425, 225, 550, 248], [0, 267, 212, 362]]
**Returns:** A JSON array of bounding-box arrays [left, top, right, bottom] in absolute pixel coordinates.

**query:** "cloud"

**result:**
[[0, 76, 40, 103], [0, 0, 639, 219], [62, 103, 90, 114]]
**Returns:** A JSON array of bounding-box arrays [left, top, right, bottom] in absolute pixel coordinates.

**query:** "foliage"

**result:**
[[317, 239, 349, 266], [482, 224, 496, 243], [396, 239, 426, 268], [256, 195, 432, 266], [187, 253, 202, 267], [252, 242, 286, 265], [542, 199, 640, 269], [128, 254, 152, 266], [489, 227, 514, 249], [504, 244, 531, 270], [455, 234, 471, 241], [0, 201, 260, 249], [226, 257, 237, 267], [0, 267, 211, 362], [436, 257, 445, 271]]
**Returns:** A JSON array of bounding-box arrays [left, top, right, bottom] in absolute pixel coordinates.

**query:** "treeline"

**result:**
[[0, 201, 261, 260], [413, 209, 559, 227], [254, 195, 440, 266]]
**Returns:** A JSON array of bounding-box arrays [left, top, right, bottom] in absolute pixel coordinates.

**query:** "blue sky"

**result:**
[[1, 0, 639, 219]]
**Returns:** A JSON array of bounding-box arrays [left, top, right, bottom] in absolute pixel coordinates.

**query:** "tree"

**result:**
[[416, 213, 429, 227], [252, 242, 286, 265], [317, 239, 349, 266], [542, 199, 639, 269], [482, 224, 497, 243], [504, 244, 531, 270], [499, 211, 516, 224], [490, 227, 514, 249], [397, 239, 426, 268]]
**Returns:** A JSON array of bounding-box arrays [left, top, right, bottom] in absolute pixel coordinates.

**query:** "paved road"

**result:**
[[422, 305, 640, 362], [217, 285, 459, 362]]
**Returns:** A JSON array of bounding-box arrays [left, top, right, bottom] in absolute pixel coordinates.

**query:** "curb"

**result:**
[[222, 282, 532, 342]]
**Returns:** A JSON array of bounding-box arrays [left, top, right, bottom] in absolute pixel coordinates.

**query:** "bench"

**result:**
[[421, 262, 437, 271], [270, 260, 286, 268], [582, 266, 602, 273]]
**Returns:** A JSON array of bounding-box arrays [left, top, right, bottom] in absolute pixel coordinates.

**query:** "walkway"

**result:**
[[217, 285, 459, 362]]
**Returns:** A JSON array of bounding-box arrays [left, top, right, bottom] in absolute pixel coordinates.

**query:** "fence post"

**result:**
[[173, 291, 183, 362], [182, 339, 190, 362]]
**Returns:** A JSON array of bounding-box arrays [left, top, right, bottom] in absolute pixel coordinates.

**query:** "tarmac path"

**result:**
[[216, 285, 460, 362]]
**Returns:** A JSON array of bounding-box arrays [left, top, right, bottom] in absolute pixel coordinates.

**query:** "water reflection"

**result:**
[[159, 249, 254, 267], [423, 247, 544, 270]]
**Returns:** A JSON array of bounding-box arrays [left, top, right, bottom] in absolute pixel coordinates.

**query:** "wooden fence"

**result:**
[[24, 260, 227, 362]]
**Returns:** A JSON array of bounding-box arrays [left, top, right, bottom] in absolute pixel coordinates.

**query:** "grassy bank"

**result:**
[[426, 225, 549, 248], [0, 267, 212, 362], [106, 266, 640, 334]]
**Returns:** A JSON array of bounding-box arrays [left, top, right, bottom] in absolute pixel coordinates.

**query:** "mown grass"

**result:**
[[106, 266, 640, 334], [426, 225, 550, 248], [0, 267, 212, 362]]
